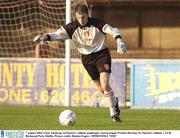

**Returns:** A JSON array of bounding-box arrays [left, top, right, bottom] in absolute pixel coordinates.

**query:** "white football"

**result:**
[[59, 110, 76, 126]]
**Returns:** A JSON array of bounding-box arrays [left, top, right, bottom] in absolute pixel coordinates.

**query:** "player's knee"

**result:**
[[101, 84, 111, 92]]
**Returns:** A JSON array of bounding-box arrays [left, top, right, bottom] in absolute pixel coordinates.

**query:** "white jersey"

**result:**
[[47, 17, 121, 55]]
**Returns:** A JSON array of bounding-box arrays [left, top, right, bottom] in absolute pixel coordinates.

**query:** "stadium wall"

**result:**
[[90, 2, 180, 59], [131, 60, 180, 109], [0, 58, 126, 107]]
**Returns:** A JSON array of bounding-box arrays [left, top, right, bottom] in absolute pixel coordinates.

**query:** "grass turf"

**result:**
[[0, 105, 180, 130]]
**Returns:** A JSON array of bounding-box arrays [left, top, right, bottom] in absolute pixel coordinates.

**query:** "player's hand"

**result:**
[[117, 42, 126, 54], [33, 34, 50, 42], [33, 34, 42, 42]]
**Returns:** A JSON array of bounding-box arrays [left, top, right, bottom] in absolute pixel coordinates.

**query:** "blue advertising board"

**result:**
[[131, 61, 180, 109], [0, 58, 126, 107]]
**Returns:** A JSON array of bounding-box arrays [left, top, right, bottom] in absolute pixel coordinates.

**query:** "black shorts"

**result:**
[[81, 48, 111, 80]]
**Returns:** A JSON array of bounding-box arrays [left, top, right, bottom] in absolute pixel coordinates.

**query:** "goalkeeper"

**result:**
[[33, 4, 126, 122]]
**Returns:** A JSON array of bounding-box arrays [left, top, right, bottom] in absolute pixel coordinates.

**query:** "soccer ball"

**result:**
[[59, 110, 76, 126]]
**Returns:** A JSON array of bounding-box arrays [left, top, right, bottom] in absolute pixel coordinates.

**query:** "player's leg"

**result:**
[[93, 79, 103, 93], [92, 79, 103, 108], [95, 48, 121, 122], [81, 49, 121, 122], [92, 73, 120, 120], [100, 72, 121, 122]]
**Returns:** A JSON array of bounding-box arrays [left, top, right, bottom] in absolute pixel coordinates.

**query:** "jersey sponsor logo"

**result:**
[[82, 27, 95, 45]]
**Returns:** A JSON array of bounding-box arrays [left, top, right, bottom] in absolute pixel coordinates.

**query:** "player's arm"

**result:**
[[102, 24, 126, 54], [33, 26, 70, 42]]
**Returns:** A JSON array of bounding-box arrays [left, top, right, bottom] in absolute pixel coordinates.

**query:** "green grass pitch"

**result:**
[[0, 105, 180, 130]]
